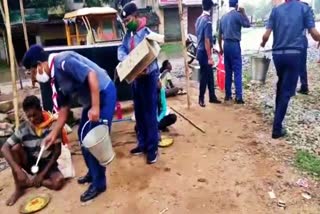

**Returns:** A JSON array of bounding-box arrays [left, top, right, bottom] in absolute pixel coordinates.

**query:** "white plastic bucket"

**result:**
[[80, 120, 115, 166]]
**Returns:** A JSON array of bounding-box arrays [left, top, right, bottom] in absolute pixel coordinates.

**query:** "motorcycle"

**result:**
[[186, 33, 220, 68]]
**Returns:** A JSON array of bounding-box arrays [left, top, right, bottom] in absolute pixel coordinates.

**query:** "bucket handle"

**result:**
[[80, 119, 108, 143]]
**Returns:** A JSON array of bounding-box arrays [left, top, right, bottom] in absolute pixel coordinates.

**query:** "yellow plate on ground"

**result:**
[[20, 194, 51, 214], [159, 138, 174, 147]]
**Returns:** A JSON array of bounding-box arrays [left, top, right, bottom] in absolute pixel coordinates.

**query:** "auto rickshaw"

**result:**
[[41, 7, 131, 112]]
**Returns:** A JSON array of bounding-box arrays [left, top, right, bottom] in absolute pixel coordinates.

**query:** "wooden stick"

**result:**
[[170, 106, 206, 134], [19, 0, 29, 49], [177, 0, 191, 109], [3, 0, 20, 128]]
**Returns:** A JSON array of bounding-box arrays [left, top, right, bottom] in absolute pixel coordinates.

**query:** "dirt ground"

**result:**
[[0, 84, 320, 214]]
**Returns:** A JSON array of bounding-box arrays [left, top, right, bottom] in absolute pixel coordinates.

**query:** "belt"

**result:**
[[273, 50, 301, 54]]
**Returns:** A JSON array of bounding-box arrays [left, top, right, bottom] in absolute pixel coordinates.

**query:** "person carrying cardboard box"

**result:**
[[118, 2, 159, 164]]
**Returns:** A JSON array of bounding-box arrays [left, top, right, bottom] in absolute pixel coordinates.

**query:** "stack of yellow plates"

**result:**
[[159, 138, 174, 148], [20, 194, 51, 214]]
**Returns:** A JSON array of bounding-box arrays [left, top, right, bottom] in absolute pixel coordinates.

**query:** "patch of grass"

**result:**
[[160, 43, 183, 57], [295, 150, 320, 178], [0, 61, 9, 73], [243, 70, 251, 89]]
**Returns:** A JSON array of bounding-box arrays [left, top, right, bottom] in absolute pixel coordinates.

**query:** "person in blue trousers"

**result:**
[[218, 0, 250, 104], [118, 2, 159, 164], [261, 0, 320, 139], [299, 1, 313, 95], [22, 46, 116, 202], [299, 31, 309, 95], [195, 0, 221, 107]]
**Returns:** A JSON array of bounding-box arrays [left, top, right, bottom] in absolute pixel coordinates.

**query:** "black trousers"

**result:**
[[199, 63, 216, 102], [158, 114, 177, 130]]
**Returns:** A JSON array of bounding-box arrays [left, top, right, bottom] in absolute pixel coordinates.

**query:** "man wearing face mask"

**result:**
[[118, 2, 159, 164], [218, 0, 250, 104], [195, 0, 221, 107], [22, 45, 116, 202]]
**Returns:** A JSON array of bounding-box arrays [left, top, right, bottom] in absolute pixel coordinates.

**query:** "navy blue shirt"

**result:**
[[219, 9, 250, 42], [52, 51, 112, 108], [267, 0, 315, 51], [195, 12, 213, 64]]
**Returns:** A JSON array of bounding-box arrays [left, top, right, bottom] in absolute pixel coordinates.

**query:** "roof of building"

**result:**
[[64, 7, 118, 19]]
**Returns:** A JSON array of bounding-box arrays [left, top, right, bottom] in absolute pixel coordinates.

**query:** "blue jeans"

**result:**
[[224, 41, 243, 100], [132, 72, 159, 156], [78, 82, 116, 190], [272, 53, 301, 135], [299, 48, 308, 90]]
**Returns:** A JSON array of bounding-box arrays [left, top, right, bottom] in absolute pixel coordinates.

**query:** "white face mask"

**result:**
[[36, 67, 50, 83]]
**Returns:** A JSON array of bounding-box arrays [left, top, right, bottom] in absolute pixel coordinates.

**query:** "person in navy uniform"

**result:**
[[261, 0, 320, 139], [299, 1, 313, 95], [218, 0, 250, 104], [22, 46, 116, 202], [195, 0, 221, 107], [118, 2, 159, 164]]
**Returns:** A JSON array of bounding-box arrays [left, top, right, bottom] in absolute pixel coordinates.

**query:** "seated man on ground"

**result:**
[[158, 80, 177, 132], [160, 60, 184, 97], [1, 95, 65, 206]]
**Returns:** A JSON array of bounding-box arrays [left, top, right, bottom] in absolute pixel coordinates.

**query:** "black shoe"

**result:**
[[272, 129, 287, 139], [147, 151, 158, 164], [298, 88, 309, 95], [78, 174, 92, 185], [199, 99, 206, 108], [130, 147, 144, 155], [209, 98, 222, 104], [80, 185, 106, 202], [235, 99, 245, 104]]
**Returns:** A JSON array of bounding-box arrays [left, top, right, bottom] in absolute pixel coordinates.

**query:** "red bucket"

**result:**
[[216, 54, 225, 91]]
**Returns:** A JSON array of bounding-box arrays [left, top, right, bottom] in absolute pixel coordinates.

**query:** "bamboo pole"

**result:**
[[3, 0, 20, 128], [19, 0, 29, 49], [0, 2, 23, 89], [178, 0, 191, 109]]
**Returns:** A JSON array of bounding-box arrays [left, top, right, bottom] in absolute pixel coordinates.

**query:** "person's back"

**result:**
[[53, 51, 112, 108], [220, 9, 250, 42], [195, 13, 213, 58], [269, 1, 313, 51]]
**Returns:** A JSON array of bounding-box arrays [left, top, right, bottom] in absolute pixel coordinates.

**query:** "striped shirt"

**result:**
[[6, 121, 62, 159]]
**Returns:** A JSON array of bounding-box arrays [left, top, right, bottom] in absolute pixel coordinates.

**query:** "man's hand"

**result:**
[[220, 49, 224, 56], [42, 131, 58, 148], [32, 173, 45, 188], [208, 57, 214, 66], [260, 41, 267, 48], [88, 106, 100, 122], [238, 7, 245, 14]]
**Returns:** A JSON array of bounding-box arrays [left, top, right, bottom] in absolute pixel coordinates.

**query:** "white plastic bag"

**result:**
[[57, 145, 75, 178]]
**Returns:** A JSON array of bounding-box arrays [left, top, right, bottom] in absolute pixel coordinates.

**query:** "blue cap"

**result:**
[[22, 45, 47, 69], [121, 2, 138, 19], [229, 0, 238, 7], [202, 0, 214, 10]]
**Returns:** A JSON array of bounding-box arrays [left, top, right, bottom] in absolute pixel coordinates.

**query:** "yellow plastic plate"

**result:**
[[20, 194, 51, 214], [159, 138, 174, 148]]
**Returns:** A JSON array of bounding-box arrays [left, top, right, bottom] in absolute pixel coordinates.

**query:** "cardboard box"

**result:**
[[116, 33, 163, 83]]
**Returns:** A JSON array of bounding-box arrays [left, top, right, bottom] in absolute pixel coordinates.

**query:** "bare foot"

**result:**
[[6, 189, 24, 206]]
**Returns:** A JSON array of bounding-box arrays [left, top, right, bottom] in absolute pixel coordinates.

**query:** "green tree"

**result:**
[[243, 3, 255, 17], [315, 0, 320, 14], [28, 0, 64, 8], [254, 0, 272, 20]]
